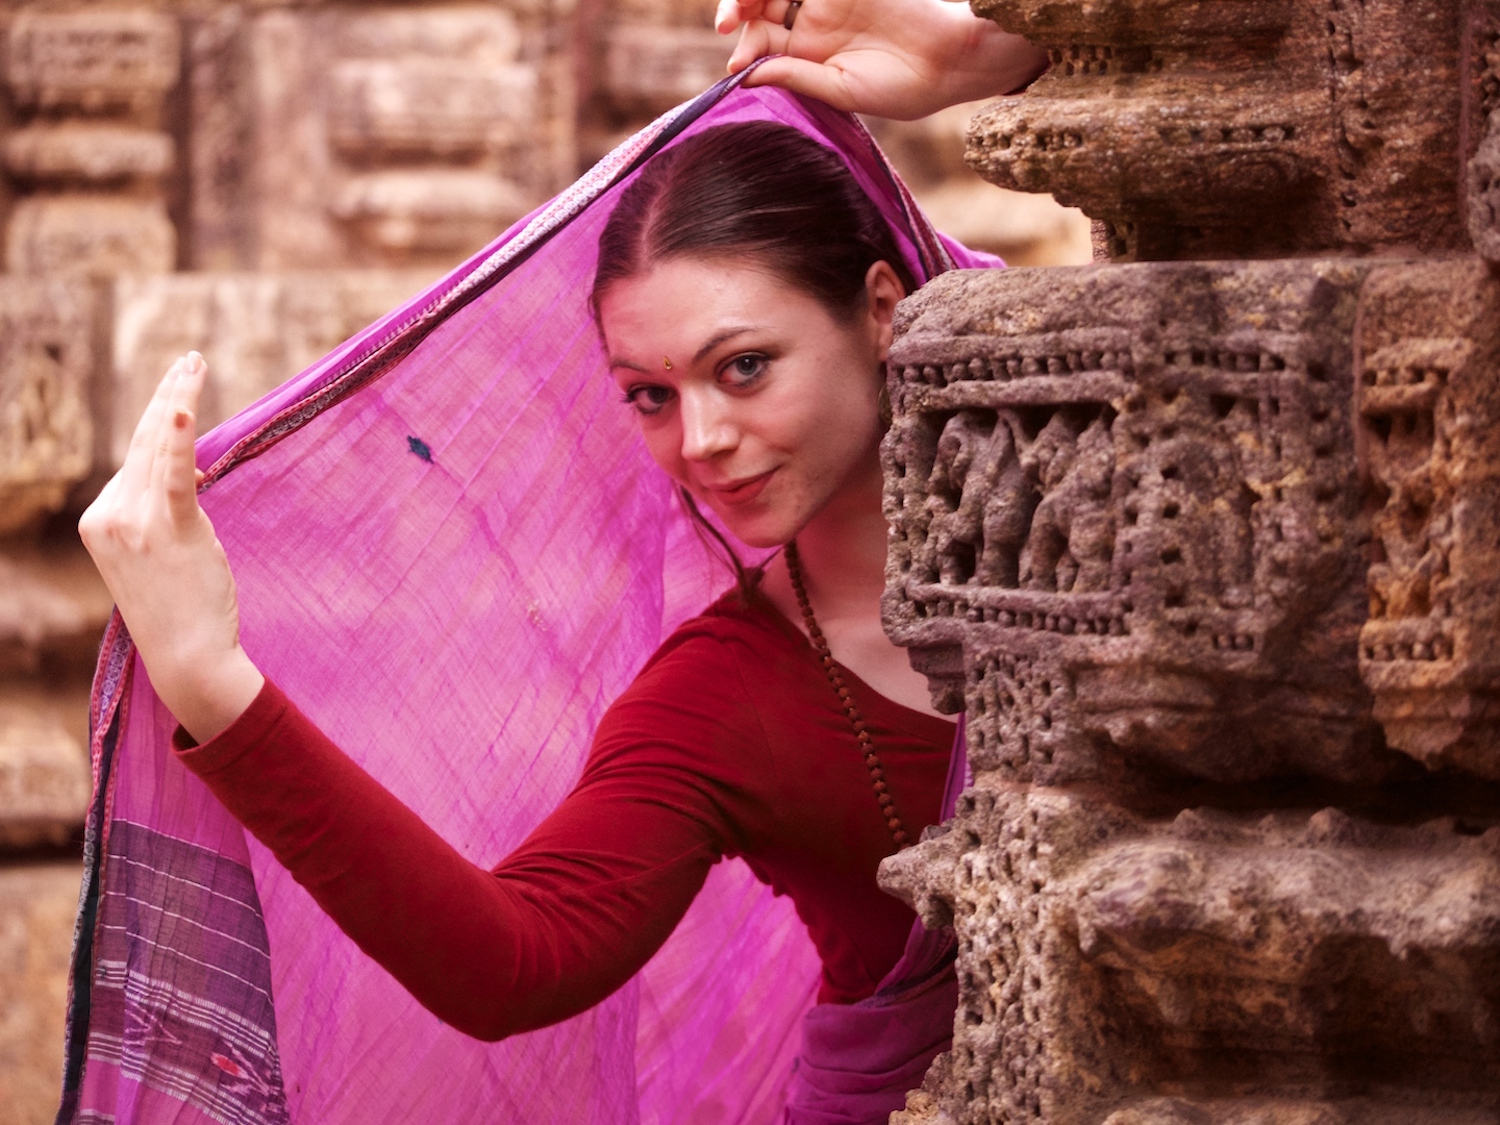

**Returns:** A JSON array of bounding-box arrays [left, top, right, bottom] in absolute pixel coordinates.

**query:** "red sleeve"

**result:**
[[173, 636, 759, 1041]]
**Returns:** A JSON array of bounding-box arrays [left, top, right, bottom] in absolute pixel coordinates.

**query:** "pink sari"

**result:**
[[57, 75, 997, 1125]]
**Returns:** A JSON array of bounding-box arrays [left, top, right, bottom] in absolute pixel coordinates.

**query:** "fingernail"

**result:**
[[186, 350, 206, 373]]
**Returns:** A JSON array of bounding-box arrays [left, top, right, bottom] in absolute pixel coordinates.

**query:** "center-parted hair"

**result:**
[[592, 120, 917, 319], [592, 120, 918, 589]]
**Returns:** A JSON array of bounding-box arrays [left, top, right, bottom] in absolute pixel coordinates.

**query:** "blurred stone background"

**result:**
[[0, 1, 1086, 1120]]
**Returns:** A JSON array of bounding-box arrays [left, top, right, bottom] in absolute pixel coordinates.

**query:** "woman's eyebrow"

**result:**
[[609, 325, 763, 374], [693, 326, 758, 364]]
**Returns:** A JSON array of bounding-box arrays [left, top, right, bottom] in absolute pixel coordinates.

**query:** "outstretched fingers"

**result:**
[[161, 353, 207, 528], [119, 359, 184, 502]]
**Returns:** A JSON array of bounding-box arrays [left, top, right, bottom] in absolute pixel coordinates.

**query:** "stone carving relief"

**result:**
[[884, 261, 1386, 786], [188, 3, 572, 270], [880, 3, 1500, 1124], [0, 279, 95, 536], [1467, 3, 1500, 261], [1356, 260, 1500, 778], [964, 0, 1467, 260], [883, 784, 1500, 1125], [2, 7, 179, 275]]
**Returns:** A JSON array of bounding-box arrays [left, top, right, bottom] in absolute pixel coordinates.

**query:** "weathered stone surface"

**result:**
[[110, 270, 435, 466], [1355, 259, 1500, 778], [0, 279, 96, 536], [0, 548, 112, 681], [881, 786, 1500, 1124], [4, 8, 179, 111], [191, 5, 573, 270], [0, 696, 89, 849], [884, 260, 1386, 785], [966, 0, 1466, 260], [3, 124, 173, 184], [600, 24, 734, 115], [865, 104, 1094, 264], [0, 863, 82, 1125], [5, 195, 176, 277], [331, 170, 532, 255], [1470, 110, 1500, 263]]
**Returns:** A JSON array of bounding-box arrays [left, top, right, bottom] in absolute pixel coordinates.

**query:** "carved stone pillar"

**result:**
[[882, 2, 1500, 1121]]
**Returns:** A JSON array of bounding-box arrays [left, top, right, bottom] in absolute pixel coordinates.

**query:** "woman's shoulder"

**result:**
[[588, 586, 793, 789], [632, 584, 800, 684]]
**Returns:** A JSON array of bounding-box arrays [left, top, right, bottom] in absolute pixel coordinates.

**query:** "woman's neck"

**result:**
[[759, 453, 953, 720]]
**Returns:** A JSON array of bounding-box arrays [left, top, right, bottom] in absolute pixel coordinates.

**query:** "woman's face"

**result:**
[[598, 255, 904, 548]]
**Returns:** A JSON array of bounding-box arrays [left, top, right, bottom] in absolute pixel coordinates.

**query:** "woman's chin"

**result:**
[[709, 507, 799, 551]]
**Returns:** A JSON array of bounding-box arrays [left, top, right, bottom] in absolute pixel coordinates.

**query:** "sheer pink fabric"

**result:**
[[60, 78, 996, 1125]]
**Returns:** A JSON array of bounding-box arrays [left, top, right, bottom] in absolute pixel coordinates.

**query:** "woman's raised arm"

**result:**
[[79, 353, 264, 743], [715, 0, 1048, 120]]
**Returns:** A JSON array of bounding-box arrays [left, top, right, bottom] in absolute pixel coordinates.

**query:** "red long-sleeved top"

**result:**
[[173, 586, 955, 1041]]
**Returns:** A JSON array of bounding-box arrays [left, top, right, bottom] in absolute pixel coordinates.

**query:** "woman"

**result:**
[[67, 83, 1005, 1125]]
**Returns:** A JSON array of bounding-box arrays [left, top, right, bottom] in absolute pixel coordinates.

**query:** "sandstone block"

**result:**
[[5, 195, 175, 277], [601, 24, 734, 115], [110, 271, 436, 468], [880, 786, 1500, 1124], [0, 863, 83, 1125], [884, 261, 1387, 786], [327, 60, 537, 159], [1470, 110, 1500, 262], [3, 124, 173, 184], [0, 278, 95, 535], [331, 170, 533, 254], [966, 0, 1465, 259], [0, 698, 89, 850], [1355, 259, 1500, 778], [4, 8, 179, 112], [192, 6, 572, 270], [0, 549, 112, 681]]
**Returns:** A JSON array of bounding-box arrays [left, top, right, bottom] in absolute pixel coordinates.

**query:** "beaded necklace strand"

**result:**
[[782, 540, 909, 850]]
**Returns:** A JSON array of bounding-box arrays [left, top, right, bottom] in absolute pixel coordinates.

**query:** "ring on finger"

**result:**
[[783, 1, 801, 30]]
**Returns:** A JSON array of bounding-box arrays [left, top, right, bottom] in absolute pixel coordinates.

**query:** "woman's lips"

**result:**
[[702, 468, 777, 508]]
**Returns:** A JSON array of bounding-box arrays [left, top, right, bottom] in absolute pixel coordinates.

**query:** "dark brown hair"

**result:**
[[591, 120, 916, 321], [592, 120, 916, 592]]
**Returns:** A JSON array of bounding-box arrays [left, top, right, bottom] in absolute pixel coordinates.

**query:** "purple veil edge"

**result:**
[[59, 73, 1000, 1125]]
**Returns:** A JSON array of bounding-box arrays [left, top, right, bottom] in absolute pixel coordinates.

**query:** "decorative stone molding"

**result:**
[[883, 784, 1500, 1124], [186, 4, 572, 270], [1356, 260, 1500, 778], [964, 0, 1467, 260], [884, 261, 1388, 787], [2, 7, 179, 276], [882, 1, 1500, 1116], [0, 279, 96, 536]]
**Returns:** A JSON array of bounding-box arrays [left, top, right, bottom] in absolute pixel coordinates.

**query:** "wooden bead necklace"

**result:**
[[783, 540, 910, 850]]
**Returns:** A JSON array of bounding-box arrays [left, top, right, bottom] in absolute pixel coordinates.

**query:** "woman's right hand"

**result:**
[[715, 0, 1048, 120], [79, 353, 264, 744]]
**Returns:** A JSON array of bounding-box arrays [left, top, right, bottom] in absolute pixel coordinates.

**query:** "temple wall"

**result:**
[[879, 1, 1500, 1122], [0, 2, 1087, 1121]]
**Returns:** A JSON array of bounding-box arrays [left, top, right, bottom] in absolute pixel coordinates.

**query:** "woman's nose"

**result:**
[[679, 389, 738, 462]]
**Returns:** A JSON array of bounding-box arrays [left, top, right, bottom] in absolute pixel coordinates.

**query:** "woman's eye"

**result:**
[[624, 385, 674, 416], [723, 353, 768, 387]]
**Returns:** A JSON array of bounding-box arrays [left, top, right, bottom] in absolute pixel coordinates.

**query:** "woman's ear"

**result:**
[[863, 260, 906, 362]]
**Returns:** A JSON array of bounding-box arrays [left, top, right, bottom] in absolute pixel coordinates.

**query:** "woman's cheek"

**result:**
[[643, 426, 691, 488]]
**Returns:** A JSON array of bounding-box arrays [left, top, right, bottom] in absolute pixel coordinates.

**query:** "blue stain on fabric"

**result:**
[[407, 436, 434, 463]]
